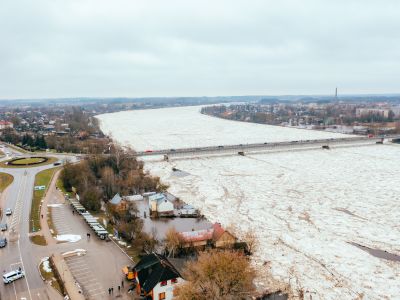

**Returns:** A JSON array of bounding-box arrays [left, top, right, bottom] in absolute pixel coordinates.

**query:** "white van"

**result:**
[[3, 269, 25, 284]]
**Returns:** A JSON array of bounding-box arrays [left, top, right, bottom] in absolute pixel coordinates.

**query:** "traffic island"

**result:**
[[38, 257, 63, 295], [0, 156, 58, 168]]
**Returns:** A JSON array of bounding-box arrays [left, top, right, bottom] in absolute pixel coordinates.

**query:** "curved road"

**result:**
[[0, 144, 133, 300], [0, 145, 77, 300]]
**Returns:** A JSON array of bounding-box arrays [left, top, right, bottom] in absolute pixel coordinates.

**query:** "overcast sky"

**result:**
[[1, 0, 400, 99]]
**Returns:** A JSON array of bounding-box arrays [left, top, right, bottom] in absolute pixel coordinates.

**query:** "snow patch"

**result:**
[[47, 204, 63, 208], [56, 234, 81, 243], [40, 257, 52, 273]]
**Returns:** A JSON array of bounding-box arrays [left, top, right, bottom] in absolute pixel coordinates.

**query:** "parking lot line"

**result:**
[[80, 278, 98, 284], [84, 282, 102, 288], [89, 291, 106, 298], [73, 270, 92, 277], [67, 264, 87, 270]]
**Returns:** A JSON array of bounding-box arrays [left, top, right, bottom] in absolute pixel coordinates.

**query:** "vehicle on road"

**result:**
[[145, 149, 153, 153], [0, 237, 7, 248], [5, 208, 12, 216], [0, 224, 7, 231], [3, 269, 25, 284]]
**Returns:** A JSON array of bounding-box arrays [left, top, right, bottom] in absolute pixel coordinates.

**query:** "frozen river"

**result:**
[[97, 106, 400, 300]]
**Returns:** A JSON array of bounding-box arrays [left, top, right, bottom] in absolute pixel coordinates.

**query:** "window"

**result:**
[[171, 278, 178, 284], [159, 292, 166, 300], [160, 280, 167, 286]]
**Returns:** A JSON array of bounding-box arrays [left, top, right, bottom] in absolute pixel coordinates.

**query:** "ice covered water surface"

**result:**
[[98, 106, 400, 299]]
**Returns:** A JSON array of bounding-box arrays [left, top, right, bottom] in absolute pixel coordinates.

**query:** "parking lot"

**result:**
[[65, 253, 106, 299], [49, 204, 73, 235]]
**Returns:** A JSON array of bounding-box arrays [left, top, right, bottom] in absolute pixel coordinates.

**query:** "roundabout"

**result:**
[[1, 156, 58, 168]]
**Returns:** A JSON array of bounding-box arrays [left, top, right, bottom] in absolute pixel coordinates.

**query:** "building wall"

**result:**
[[157, 200, 174, 213], [215, 232, 236, 248], [152, 278, 184, 300], [356, 108, 390, 118]]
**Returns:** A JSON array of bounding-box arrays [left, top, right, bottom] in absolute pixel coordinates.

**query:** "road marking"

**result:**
[[73, 270, 92, 277], [69, 266, 90, 272], [17, 240, 32, 300], [10, 175, 28, 231], [89, 291, 106, 298], [80, 278, 97, 284]]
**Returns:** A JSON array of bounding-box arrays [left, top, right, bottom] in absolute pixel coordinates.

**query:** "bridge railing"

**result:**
[[135, 135, 384, 157]]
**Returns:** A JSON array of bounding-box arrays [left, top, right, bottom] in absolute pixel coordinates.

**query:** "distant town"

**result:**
[[201, 97, 400, 136]]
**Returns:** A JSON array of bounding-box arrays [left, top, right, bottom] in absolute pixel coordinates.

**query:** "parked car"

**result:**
[[5, 208, 12, 216], [3, 269, 25, 284], [0, 237, 7, 248], [0, 224, 7, 231]]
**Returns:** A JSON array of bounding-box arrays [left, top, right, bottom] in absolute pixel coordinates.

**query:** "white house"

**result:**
[[148, 193, 174, 216], [133, 253, 185, 300]]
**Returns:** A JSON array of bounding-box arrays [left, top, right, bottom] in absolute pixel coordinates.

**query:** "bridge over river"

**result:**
[[135, 135, 400, 159]]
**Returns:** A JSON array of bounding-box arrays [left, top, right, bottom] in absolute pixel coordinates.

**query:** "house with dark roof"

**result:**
[[133, 253, 184, 300]]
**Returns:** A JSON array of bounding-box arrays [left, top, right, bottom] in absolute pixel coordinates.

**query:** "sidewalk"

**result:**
[[39, 168, 64, 245]]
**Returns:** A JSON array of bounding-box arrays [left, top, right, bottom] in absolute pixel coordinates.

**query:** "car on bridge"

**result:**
[[145, 150, 153, 153]]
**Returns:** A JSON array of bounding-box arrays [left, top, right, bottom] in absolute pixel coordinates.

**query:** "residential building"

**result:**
[[356, 108, 390, 118], [133, 253, 184, 300], [0, 121, 13, 129], [179, 222, 236, 249], [148, 193, 174, 217]]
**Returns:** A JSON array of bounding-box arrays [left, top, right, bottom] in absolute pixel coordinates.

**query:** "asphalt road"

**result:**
[[0, 144, 132, 300]]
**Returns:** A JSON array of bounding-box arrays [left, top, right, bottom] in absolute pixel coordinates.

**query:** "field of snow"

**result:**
[[97, 106, 400, 299]]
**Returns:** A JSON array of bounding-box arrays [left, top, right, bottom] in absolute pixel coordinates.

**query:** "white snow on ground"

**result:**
[[47, 204, 63, 208], [97, 107, 400, 300], [62, 249, 86, 256], [40, 257, 51, 273], [56, 234, 81, 243]]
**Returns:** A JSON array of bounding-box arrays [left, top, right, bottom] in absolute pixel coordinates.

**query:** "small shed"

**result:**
[[212, 223, 236, 248]]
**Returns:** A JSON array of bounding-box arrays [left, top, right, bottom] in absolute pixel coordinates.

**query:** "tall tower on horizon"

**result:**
[[335, 87, 338, 98]]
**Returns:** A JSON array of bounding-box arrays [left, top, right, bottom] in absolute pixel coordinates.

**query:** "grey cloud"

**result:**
[[0, 0, 400, 98]]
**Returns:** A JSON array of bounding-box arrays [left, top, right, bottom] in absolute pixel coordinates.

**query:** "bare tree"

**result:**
[[176, 249, 256, 300], [243, 229, 259, 255], [164, 227, 183, 258]]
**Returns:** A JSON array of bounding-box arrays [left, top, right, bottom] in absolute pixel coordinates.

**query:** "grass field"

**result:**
[[10, 157, 46, 165], [30, 167, 59, 233], [0, 172, 14, 192], [1, 156, 58, 168], [30, 234, 47, 246]]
